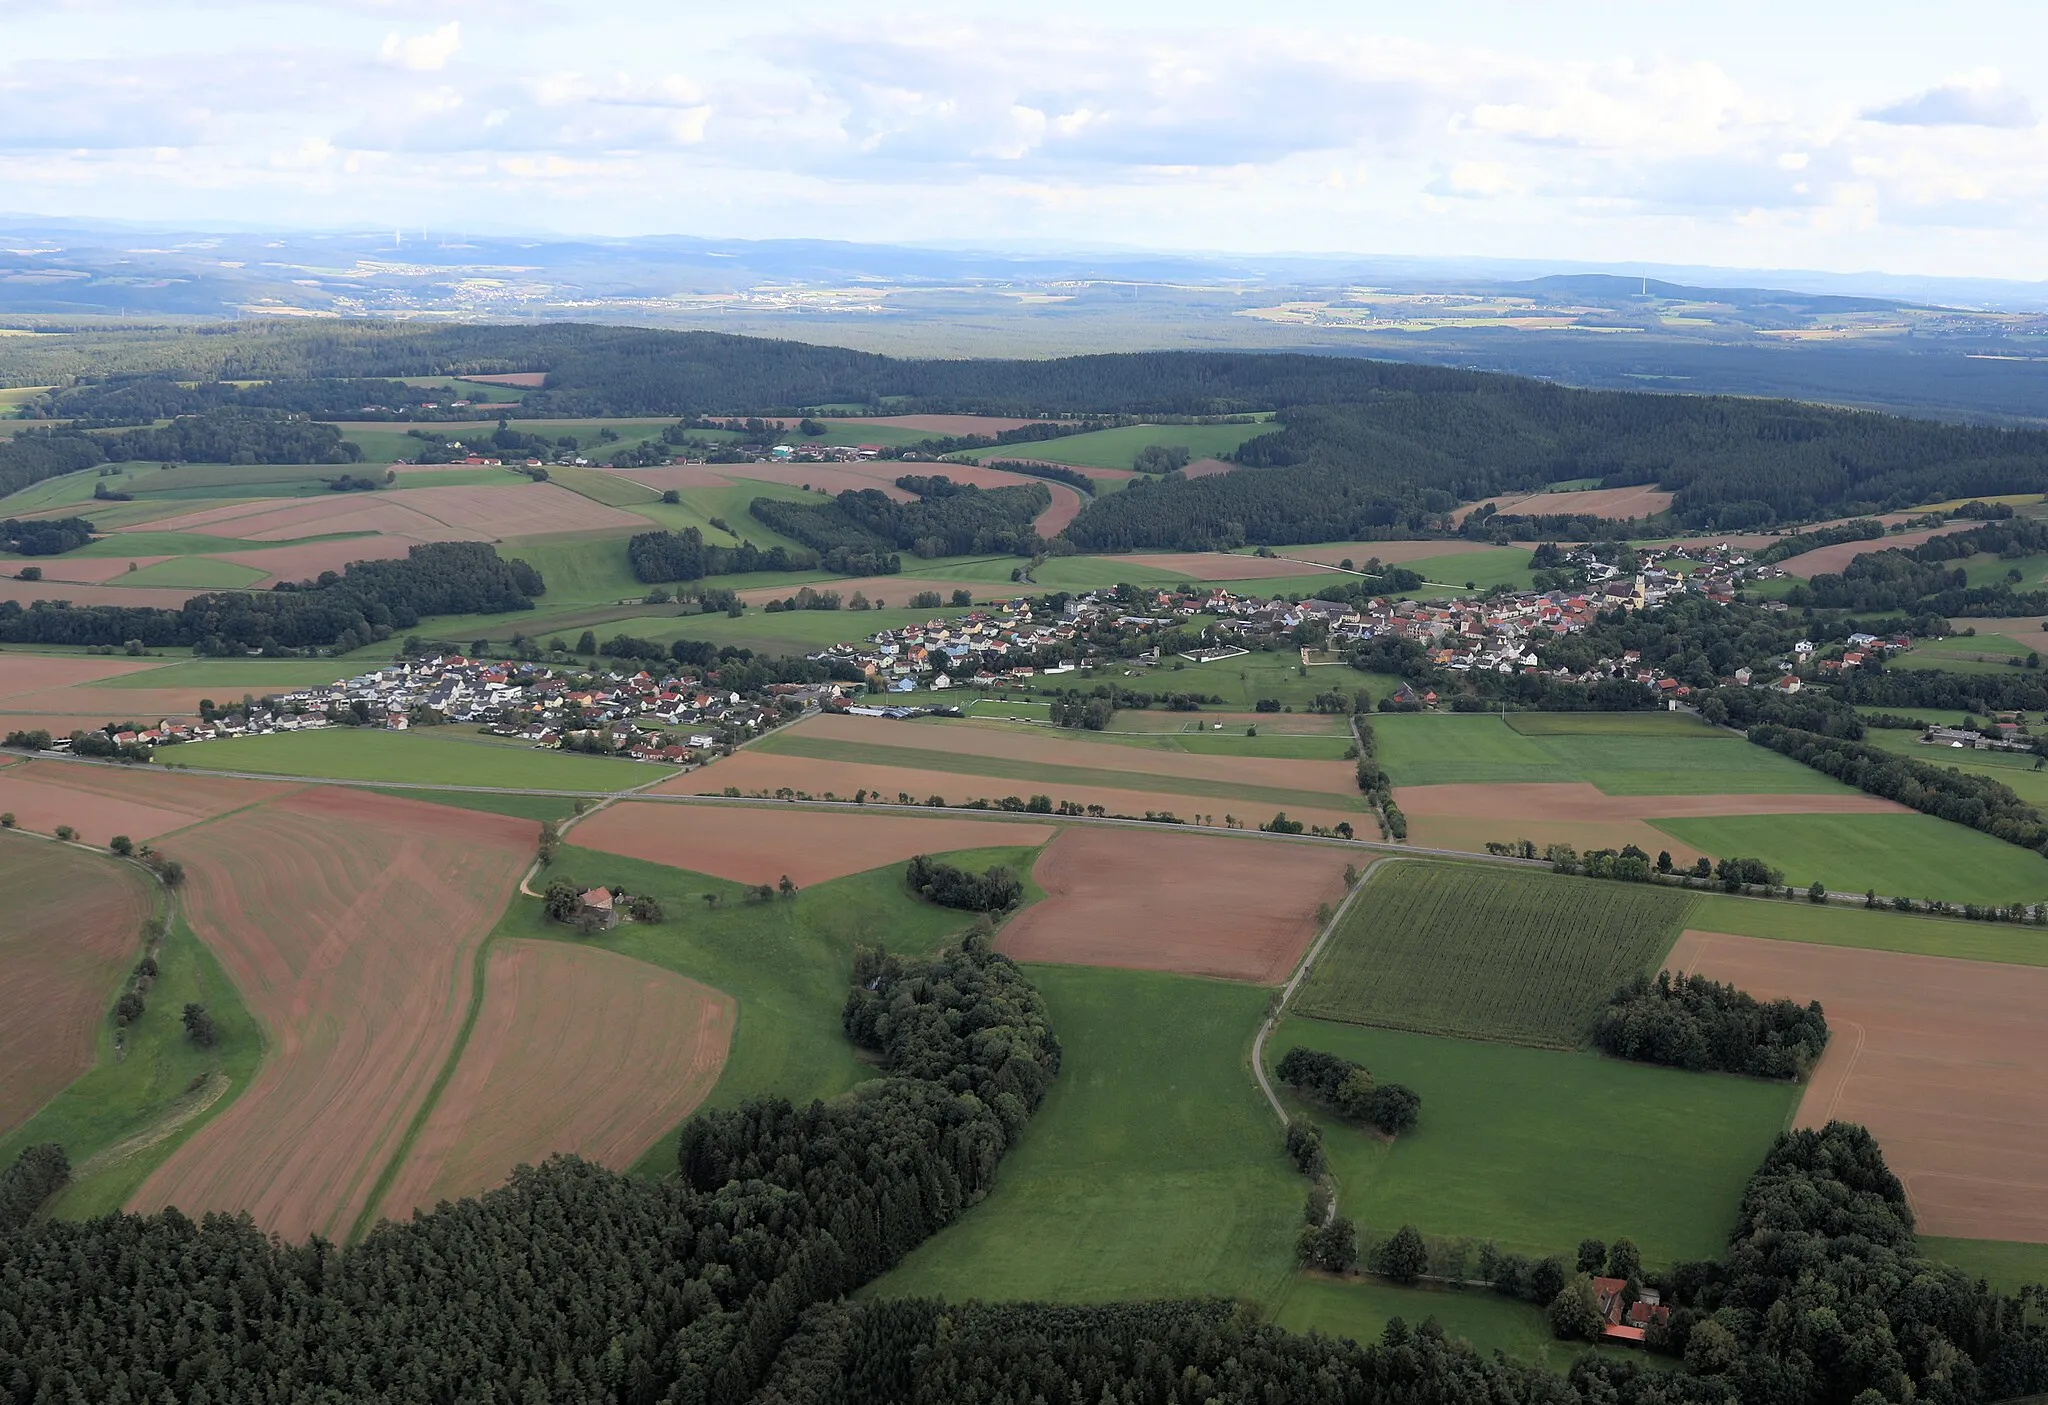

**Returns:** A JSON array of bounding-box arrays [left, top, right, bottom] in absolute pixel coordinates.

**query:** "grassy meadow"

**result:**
[[87, 657, 361, 693], [1293, 860, 1689, 1047], [1275, 1275, 1628, 1372], [1269, 1019, 1797, 1268], [872, 965, 1301, 1305], [158, 726, 669, 789], [1649, 812, 2048, 905], [1687, 892, 2048, 966]]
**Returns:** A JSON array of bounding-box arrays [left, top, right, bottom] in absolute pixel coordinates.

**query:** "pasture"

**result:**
[[1275, 1277, 1612, 1372], [131, 788, 533, 1241], [86, 657, 360, 693], [1293, 860, 1690, 1047], [1921, 1239, 2048, 1294], [1376, 711, 1850, 793], [1649, 812, 2048, 904], [1396, 547, 1539, 593], [159, 726, 668, 789], [1687, 894, 2048, 967], [872, 965, 1301, 1306], [1271, 1019, 1798, 1267], [114, 557, 268, 589]]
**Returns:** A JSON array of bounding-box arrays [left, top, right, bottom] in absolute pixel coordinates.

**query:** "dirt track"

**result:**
[[377, 940, 734, 1217], [997, 827, 1355, 983], [571, 802, 1054, 887], [130, 789, 533, 1241], [1670, 929, 2048, 1242]]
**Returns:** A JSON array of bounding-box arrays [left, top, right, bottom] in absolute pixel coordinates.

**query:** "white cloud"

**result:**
[[1866, 69, 2036, 128], [380, 20, 460, 71]]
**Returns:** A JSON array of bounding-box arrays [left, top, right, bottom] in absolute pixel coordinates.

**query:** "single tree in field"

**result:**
[[541, 878, 579, 923], [1372, 1224, 1428, 1284], [1807, 880, 1828, 904], [779, 874, 796, 898], [109, 835, 133, 857], [1606, 1237, 1641, 1281], [577, 630, 598, 655], [55, 825, 76, 842], [181, 1003, 218, 1048], [1576, 1238, 1607, 1274], [112, 992, 145, 1026]]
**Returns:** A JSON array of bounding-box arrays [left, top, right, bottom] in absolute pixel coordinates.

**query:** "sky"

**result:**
[[5, 0, 2048, 281]]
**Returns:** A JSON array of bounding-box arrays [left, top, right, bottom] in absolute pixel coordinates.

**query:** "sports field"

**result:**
[[159, 726, 669, 789], [873, 965, 1301, 1305], [1271, 1019, 1798, 1266], [1293, 861, 1690, 1047], [1649, 812, 2048, 904]]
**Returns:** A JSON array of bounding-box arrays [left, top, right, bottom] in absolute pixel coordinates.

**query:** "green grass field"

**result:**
[[1294, 861, 1690, 1047], [1274, 1275, 1623, 1372], [1398, 547, 1539, 594], [1957, 553, 2048, 590], [390, 467, 531, 490], [1271, 1019, 1798, 1267], [958, 421, 1272, 470], [1162, 650, 1381, 710], [873, 966, 1301, 1305], [543, 465, 662, 509], [1920, 1237, 2048, 1293], [363, 787, 580, 824], [1374, 712, 1848, 794], [0, 842, 263, 1219], [934, 714, 1354, 760], [158, 726, 669, 790], [86, 658, 356, 693], [68, 528, 363, 559], [1649, 813, 2048, 905], [1687, 893, 2048, 966], [1855, 728, 2048, 809], [495, 535, 646, 605], [749, 728, 1361, 815], [114, 557, 269, 589]]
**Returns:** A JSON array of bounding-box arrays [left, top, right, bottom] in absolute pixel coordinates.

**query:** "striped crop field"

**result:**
[[1294, 860, 1691, 1048]]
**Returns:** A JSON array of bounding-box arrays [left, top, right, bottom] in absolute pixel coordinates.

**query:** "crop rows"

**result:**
[[1294, 861, 1691, 1048]]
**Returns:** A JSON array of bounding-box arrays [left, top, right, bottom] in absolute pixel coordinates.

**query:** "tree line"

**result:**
[[904, 854, 1024, 912], [627, 527, 812, 584], [0, 515, 93, 556], [1275, 1046, 1422, 1136], [1593, 970, 1830, 1079], [1789, 516, 2048, 616], [0, 540, 543, 653], [0, 934, 1059, 1404], [752, 480, 1047, 564]]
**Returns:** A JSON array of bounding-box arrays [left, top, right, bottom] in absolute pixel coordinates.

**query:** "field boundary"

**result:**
[[1250, 859, 1389, 1124]]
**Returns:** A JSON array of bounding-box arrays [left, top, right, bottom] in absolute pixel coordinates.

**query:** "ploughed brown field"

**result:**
[[0, 759, 293, 844], [131, 789, 533, 1240], [1670, 929, 2048, 1243], [0, 655, 167, 697], [804, 713, 1359, 795], [673, 752, 1367, 834], [1450, 484, 1674, 525], [0, 577, 200, 610], [1115, 551, 1336, 581], [1181, 457, 1237, 478], [458, 372, 547, 387], [570, 801, 1055, 887], [733, 575, 1003, 608], [0, 836, 153, 1135], [138, 481, 647, 542], [378, 940, 734, 1218], [1396, 782, 1902, 862], [1777, 524, 1973, 578], [997, 827, 1356, 984]]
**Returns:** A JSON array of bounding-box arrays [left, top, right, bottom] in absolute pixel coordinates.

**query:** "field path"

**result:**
[[1250, 859, 1385, 1125]]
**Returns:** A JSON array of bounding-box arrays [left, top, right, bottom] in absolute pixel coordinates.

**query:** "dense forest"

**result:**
[[0, 514, 93, 555], [0, 410, 361, 500], [0, 936, 1059, 1403], [13, 325, 2048, 544], [752, 480, 1047, 564], [32, 375, 454, 423], [627, 528, 812, 584], [0, 541, 542, 651], [1594, 971, 1830, 1079]]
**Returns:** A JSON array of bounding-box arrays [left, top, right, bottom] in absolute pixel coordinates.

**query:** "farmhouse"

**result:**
[[1592, 1278, 1669, 1345], [577, 887, 618, 930]]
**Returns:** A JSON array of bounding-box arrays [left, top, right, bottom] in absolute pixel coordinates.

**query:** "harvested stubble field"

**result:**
[[997, 827, 1358, 984], [1672, 929, 2048, 1242], [0, 837, 153, 1135], [671, 751, 1369, 834], [1271, 539, 1501, 567], [1777, 524, 1972, 578], [0, 759, 291, 844], [1451, 484, 1675, 523], [570, 802, 1054, 888], [378, 939, 735, 1218], [0, 654, 166, 698], [138, 481, 647, 542], [1295, 860, 1691, 1047], [131, 788, 532, 1241], [782, 712, 1360, 796]]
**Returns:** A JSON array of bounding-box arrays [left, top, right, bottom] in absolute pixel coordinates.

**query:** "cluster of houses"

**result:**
[[75, 655, 804, 765]]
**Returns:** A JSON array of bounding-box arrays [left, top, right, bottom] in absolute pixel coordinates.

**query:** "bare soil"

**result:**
[[0, 837, 152, 1135], [458, 372, 546, 388], [1451, 485, 1674, 525], [1276, 540, 1501, 567], [1670, 929, 2048, 1242], [571, 801, 1054, 887], [130, 788, 533, 1240], [0, 760, 292, 844], [0, 655, 168, 699], [377, 939, 733, 1217], [997, 827, 1355, 983], [1779, 525, 1973, 578]]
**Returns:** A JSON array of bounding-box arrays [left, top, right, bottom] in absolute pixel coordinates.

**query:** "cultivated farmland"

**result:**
[[131, 788, 532, 1240], [1649, 812, 2048, 905], [1294, 861, 1692, 1047], [1671, 929, 2048, 1242], [997, 827, 1357, 983], [160, 726, 668, 790], [571, 802, 1054, 888], [0, 760, 292, 844], [378, 940, 734, 1218], [0, 837, 153, 1135]]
